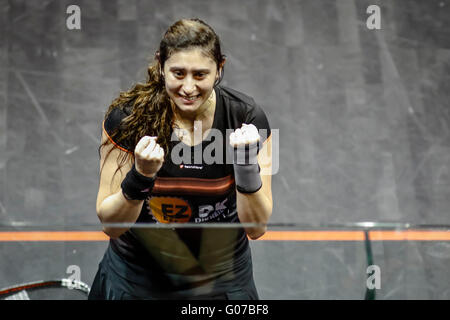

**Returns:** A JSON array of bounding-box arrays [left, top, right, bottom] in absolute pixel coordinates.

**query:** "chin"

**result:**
[[176, 101, 199, 110], [177, 97, 205, 110]]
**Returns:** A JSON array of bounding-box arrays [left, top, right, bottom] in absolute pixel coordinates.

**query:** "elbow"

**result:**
[[102, 227, 123, 239], [96, 209, 125, 240], [247, 225, 267, 240], [244, 207, 272, 240], [248, 229, 266, 240]]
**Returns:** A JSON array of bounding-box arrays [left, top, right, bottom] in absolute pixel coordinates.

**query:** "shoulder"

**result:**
[[103, 108, 130, 134], [217, 86, 256, 107], [217, 85, 260, 115], [102, 107, 133, 153], [218, 85, 265, 116], [217, 85, 271, 133]]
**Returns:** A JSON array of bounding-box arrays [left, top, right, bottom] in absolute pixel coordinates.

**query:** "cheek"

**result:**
[[165, 80, 180, 95], [198, 78, 216, 92]]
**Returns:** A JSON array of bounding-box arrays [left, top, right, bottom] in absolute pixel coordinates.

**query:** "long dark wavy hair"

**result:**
[[98, 18, 226, 180]]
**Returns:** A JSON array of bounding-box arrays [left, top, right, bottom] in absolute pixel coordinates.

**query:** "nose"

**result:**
[[182, 76, 196, 95]]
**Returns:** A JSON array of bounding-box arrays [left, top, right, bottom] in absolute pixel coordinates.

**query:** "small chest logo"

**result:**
[[180, 164, 203, 170]]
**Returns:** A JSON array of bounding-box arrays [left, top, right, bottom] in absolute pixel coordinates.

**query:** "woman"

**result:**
[[89, 18, 273, 300]]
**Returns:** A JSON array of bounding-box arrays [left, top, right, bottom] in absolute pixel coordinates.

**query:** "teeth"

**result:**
[[181, 94, 199, 101]]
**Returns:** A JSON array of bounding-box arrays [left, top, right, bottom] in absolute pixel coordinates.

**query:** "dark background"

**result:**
[[0, 0, 449, 299]]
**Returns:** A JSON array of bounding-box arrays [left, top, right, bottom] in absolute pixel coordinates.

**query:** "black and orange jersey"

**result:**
[[101, 85, 271, 295]]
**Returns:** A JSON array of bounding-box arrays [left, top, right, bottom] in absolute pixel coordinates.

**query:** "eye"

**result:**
[[171, 69, 184, 78], [195, 72, 207, 79]]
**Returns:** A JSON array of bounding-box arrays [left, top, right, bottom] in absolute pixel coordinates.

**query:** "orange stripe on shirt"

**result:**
[[153, 175, 235, 196]]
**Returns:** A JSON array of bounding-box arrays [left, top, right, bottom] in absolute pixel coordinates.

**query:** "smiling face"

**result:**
[[163, 47, 220, 120]]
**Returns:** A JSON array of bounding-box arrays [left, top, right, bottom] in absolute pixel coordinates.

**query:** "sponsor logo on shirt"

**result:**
[[147, 196, 192, 223], [146, 196, 236, 223], [195, 198, 235, 222]]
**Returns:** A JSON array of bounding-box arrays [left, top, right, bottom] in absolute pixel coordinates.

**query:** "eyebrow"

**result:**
[[169, 67, 211, 73]]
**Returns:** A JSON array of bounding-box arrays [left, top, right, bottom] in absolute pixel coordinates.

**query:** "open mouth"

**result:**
[[179, 94, 201, 101]]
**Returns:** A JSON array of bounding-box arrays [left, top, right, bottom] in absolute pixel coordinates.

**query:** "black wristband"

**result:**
[[232, 142, 262, 194], [234, 163, 262, 194], [121, 164, 156, 200]]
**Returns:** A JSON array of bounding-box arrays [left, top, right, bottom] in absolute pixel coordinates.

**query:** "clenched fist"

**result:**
[[134, 136, 165, 178], [229, 123, 260, 148]]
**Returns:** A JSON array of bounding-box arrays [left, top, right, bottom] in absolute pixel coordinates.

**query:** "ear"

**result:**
[[216, 58, 226, 80], [219, 58, 226, 72]]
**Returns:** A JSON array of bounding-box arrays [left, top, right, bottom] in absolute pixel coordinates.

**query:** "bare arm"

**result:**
[[96, 130, 143, 239]]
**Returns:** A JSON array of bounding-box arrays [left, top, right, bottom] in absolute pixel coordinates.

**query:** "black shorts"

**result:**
[[88, 245, 259, 300]]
